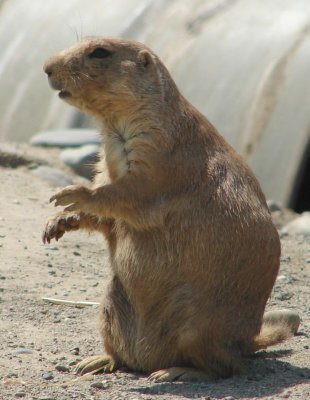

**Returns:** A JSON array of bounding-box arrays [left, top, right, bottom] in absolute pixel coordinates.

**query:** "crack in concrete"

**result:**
[[241, 23, 310, 157]]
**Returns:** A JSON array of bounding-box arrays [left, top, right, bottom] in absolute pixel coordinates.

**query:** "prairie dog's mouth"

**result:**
[[59, 90, 72, 99]]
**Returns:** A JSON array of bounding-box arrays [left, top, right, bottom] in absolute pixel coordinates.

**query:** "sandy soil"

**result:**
[[0, 143, 309, 400]]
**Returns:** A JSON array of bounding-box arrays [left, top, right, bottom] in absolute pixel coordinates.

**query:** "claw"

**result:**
[[42, 212, 81, 244], [75, 355, 118, 375], [148, 367, 210, 382]]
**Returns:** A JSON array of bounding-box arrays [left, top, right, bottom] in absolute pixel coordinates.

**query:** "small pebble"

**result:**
[[70, 347, 80, 355], [276, 275, 287, 282], [47, 246, 59, 251], [279, 231, 289, 238], [73, 251, 81, 256], [14, 391, 26, 398], [223, 397, 236, 400], [90, 380, 109, 389], [55, 364, 70, 373], [38, 397, 57, 400], [6, 372, 18, 378], [267, 199, 282, 212], [275, 292, 293, 301], [42, 372, 54, 380], [12, 348, 33, 355]]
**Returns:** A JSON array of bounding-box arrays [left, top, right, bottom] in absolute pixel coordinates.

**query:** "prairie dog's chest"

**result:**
[[104, 133, 131, 180]]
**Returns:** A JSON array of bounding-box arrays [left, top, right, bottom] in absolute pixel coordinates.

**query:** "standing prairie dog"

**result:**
[[42, 37, 299, 382]]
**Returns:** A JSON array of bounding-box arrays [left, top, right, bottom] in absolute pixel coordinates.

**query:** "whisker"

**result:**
[[70, 74, 79, 89], [77, 71, 96, 82]]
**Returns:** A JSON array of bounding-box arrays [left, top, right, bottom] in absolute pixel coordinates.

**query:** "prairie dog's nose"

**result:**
[[43, 61, 53, 77]]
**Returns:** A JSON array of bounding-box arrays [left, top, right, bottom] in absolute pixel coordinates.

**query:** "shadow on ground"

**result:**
[[129, 353, 310, 399]]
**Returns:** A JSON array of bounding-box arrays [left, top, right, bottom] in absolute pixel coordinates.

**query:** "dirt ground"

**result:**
[[0, 143, 309, 400]]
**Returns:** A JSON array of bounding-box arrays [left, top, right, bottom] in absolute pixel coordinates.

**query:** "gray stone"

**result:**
[[14, 391, 26, 398], [38, 398, 57, 400], [55, 364, 70, 372], [30, 129, 100, 148], [263, 309, 300, 334], [42, 372, 54, 380], [32, 166, 73, 187], [282, 212, 310, 236], [12, 348, 33, 355], [274, 292, 294, 301], [6, 373, 18, 378], [90, 380, 109, 389], [267, 200, 282, 212], [60, 144, 100, 179], [70, 347, 80, 355]]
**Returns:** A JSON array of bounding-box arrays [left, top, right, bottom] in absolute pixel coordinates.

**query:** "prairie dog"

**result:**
[[42, 37, 298, 381]]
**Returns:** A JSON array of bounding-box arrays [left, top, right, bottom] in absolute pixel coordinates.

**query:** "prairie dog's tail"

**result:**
[[253, 309, 300, 351]]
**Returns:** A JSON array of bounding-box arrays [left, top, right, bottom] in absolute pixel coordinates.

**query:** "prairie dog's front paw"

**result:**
[[49, 184, 93, 212], [42, 211, 80, 244]]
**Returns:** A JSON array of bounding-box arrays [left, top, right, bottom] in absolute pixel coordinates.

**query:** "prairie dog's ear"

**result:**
[[138, 50, 159, 76]]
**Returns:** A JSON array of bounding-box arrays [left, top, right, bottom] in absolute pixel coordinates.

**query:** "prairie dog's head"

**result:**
[[43, 37, 172, 118]]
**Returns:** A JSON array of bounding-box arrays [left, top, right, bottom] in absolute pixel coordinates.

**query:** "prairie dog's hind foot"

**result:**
[[42, 211, 81, 243], [148, 367, 211, 382], [75, 355, 119, 375]]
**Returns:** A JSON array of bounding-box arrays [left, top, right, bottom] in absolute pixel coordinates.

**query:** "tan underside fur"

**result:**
[[43, 37, 297, 380]]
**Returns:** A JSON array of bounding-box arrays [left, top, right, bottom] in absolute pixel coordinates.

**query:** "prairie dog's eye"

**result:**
[[88, 48, 112, 59]]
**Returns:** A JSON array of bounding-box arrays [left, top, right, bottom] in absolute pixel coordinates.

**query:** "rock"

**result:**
[[267, 200, 282, 212], [60, 144, 100, 179], [277, 275, 287, 282], [275, 292, 294, 301], [282, 213, 310, 236], [30, 129, 100, 148], [276, 274, 295, 284], [14, 391, 26, 398], [12, 348, 33, 355], [6, 373, 18, 378], [0, 145, 41, 168], [263, 309, 300, 333], [32, 166, 73, 187], [42, 372, 54, 380], [38, 398, 57, 400], [90, 380, 109, 389], [55, 364, 70, 373], [70, 347, 80, 356]]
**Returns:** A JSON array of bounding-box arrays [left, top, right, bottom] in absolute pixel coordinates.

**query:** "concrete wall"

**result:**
[[0, 0, 309, 206]]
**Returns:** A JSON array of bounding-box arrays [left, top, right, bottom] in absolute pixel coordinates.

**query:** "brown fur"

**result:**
[[42, 37, 293, 380]]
